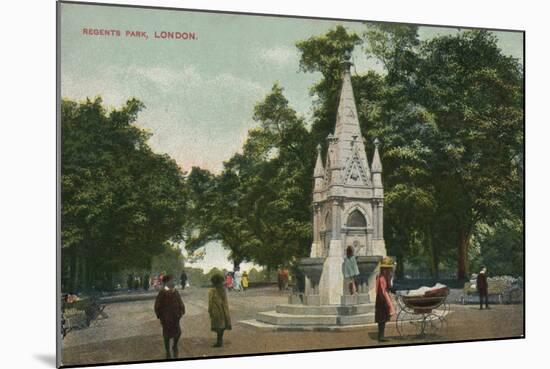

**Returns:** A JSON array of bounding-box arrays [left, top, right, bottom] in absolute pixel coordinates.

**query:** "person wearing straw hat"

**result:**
[[375, 256, 396, 342]]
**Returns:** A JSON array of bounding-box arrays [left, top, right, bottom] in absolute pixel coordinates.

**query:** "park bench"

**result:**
[[62, 295, 109, 335], [460, 276, 523, 305]]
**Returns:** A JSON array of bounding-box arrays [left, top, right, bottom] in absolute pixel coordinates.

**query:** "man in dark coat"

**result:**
[[154, 275, 185, 359], [180, 270, 188, 290], [476, 266, 490, 310], [127, 273, 133, 291], [143, 273, 150, 291], [375, 257, 396, 342]]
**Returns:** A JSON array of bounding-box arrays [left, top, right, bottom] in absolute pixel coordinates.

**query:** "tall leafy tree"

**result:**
[[61, 98, 187, 291], [364, 27, 523, 279], [184, 85, 314, 270]]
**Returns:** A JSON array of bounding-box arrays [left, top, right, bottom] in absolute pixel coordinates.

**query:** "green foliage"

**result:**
[[61, 97, 187, 292], [470, 217, 524, 277], [62, 25, 523, 286], [362, 27, 523, 278], [184, 84, 314, 269], [150, 243, 185, 278], [294, 25, 523, 278], [296, 26, 363, 150]]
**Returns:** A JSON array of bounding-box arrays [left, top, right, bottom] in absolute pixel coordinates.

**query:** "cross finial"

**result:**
[[341, 50, 353, 70]]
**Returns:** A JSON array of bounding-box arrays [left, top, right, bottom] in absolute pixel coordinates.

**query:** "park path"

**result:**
[[61, 286, 524, 366]]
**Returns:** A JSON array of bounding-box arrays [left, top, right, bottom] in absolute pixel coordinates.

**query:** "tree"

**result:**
[[296, 25, 363, 149], [363, 27, 523, 279], [296, 25, 523, 279], [61, 97, 187, 292], [183, 84, 314, 270], [413, 31, 523, 279], [150, 243, 185, 278]]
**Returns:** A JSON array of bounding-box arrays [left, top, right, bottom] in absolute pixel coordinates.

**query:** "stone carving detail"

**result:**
[[344, 148, 370, 186]]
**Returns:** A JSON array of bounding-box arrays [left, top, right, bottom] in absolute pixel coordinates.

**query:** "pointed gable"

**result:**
[[332, 53, 371, 188]]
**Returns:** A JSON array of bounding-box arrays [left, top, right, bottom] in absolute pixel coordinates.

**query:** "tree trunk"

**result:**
[[233, 259, 241, 271], [72, 252, 80, 293], [426, 233, 438, 279], [457, 230, 471, 280], [433, 253, 440, 279], [81, 256, 88, 292], [396, 252, 404, 279]]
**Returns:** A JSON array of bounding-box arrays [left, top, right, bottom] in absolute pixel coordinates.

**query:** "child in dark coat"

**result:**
[[154, 275, 185, 359]]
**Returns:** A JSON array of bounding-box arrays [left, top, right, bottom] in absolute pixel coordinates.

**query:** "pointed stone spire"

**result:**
[[314, 144, 325, 178], [313, 145, 325, 194], [332, 51, 371, 184], [372, 138, 383, 189]]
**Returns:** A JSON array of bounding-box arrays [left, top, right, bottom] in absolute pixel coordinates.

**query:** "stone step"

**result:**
[[276, 303, 374, 316], [257, 310, 375, 326], [337, 313, 375, 325]]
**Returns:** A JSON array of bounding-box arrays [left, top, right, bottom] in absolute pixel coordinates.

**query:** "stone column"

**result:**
[[378, 202, 384, 239], [373, 201, 379, 239], [305, 276, 312, 295], [331, 199, 341, 241], [310, 204, 321, 257], [316, 205, 322, 241], [319, 197, 345, 305]]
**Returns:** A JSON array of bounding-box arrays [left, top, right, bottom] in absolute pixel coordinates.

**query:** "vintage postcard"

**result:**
[[57, 1, 524, 367]]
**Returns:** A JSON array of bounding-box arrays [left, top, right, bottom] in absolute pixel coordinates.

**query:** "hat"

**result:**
[[379, 256, 395, 269], [210, 273, 225, 286]]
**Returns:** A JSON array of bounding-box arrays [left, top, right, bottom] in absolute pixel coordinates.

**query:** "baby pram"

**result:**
[[395, 284, 450, 337]]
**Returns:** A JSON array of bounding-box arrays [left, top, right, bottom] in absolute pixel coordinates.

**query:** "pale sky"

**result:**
[[60, 3, 523, 271]]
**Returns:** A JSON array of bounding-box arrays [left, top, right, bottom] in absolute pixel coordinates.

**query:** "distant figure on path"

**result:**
[[375, 257, 395, 342], [143, 273, 150, 291], [127, 273, 133, 291], [208, 274, 232, 347], [477, 266, 490, 310], [278, 268, 289, 291], [180, 270, 188, 290], [225, 272, 233, 291], [241, 271, 249, 290], [343, 246, 360, 295], [154, 275, 185, 359], [233, 269, 242, 292]]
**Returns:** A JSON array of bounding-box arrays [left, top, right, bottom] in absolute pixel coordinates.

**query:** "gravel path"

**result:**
[[61, 286, 524, 366]]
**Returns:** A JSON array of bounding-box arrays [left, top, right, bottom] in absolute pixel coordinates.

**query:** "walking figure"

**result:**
[[477, 266, 490, 310], [180, 270, 188, 290], [208, 274, 232, 347], [233, 269, 243, 292], [154, 275, 185, 359], [241, 271, 249, 290]]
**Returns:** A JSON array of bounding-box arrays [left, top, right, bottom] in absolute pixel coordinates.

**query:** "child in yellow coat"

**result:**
[[208, 274, 232, 347]]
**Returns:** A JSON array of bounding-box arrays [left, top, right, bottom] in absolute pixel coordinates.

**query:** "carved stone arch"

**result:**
[[344, 204, 370, 228]]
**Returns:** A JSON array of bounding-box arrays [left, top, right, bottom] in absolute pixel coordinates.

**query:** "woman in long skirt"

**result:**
[[208, 274, 232, 347], [375, 257, 395, 342]]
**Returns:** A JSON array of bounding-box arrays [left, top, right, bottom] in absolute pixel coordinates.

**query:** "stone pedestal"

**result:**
[[319, 239, 344, 305]]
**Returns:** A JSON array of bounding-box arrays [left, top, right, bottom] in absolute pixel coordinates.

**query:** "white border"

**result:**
[[2, 1, 547, 369]]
